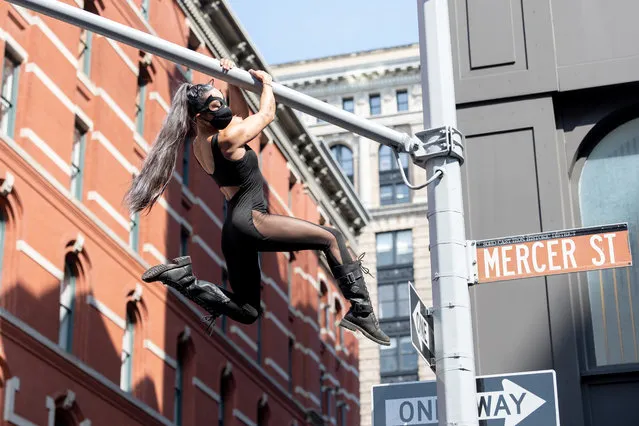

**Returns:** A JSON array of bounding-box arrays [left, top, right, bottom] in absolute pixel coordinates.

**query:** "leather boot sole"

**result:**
[[141, 256, 191, 283], [339, 318, 391, 346]]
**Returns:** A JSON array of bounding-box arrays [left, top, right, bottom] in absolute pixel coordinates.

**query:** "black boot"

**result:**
[[331, 254, 391, 346], [141, 256, 229, 333]]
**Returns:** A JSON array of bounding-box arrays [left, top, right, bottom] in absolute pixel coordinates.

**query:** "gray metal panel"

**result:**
[[449, 0, 557, 104], [551, 0, 639, 91], [584, 380, 639, 425], [458, 97, 586, 425]]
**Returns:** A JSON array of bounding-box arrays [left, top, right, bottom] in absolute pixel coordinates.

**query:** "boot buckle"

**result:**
[[346, 272, 356, 284]]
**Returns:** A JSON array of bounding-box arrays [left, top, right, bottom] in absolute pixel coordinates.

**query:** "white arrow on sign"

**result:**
[[478, 379, 546, 426], [384, 379, 546, 426], [412, 301, 431, 352]]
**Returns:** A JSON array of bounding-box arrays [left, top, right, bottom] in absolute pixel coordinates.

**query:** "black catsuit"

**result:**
[[209, 135, 353, 323]]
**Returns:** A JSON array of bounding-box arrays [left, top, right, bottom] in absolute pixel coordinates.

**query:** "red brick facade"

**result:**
[[0, 1, 360, 425]]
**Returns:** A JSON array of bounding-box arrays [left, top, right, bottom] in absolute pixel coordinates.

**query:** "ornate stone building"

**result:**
[[273, 43, 435, 426]]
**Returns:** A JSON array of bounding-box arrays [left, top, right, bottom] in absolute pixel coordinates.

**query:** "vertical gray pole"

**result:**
[[416, 0, 479, 425]]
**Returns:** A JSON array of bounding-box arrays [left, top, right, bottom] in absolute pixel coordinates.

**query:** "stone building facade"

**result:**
[[273, 43, 435, 426]]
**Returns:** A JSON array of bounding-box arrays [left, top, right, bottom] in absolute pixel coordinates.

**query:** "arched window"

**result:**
[[579, 116, 639, 367], [330, 144, 354, 184], [182, 136, 192, 187], [54, 407, 76, 426], [218, 371, 234, 426], [319, 282, 330, 331], [58, 255, 77, 352], [378, 145, 409, 205], [174, 334, 191, 426], [120, 301, 138, 392], [335, 299, 343, 346], [257, 397, 270, 426]]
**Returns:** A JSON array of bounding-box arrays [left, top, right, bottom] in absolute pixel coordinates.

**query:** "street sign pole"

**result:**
[[417, 0, 479, 424]]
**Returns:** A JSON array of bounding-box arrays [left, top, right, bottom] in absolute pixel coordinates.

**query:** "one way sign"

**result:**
[[408, 282, 435, 369], [372, 370, 559, 426]]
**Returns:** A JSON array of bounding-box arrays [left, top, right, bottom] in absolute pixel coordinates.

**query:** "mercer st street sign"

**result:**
[[372, 370, 559, 426], [472, 223, 632, 284]]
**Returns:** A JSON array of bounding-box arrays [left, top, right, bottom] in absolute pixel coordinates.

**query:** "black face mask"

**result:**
[[203, 96, 233, 130]]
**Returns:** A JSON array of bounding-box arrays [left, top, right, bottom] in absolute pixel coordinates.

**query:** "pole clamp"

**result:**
[[466, 240, 479, 286], [411, 125, 465, 169]]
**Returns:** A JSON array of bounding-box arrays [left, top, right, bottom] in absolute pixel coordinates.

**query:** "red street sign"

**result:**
[[474, 223, 632, 283]]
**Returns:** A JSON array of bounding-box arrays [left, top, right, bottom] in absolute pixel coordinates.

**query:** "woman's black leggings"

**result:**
[[215, 201, 354, 324]]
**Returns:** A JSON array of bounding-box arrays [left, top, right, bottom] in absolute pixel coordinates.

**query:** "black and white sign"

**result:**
[[372, 370, 559, 426], [408, 282, 435, 367]]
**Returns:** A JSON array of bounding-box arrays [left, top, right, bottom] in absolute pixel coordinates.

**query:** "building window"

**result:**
[[257, 401, 269, 426], [257, 312, 262, 365], [380, 336, 418, 380], [54, 407, 75, 426], [376, 230, 413, 268], [70, 123, 87, 201], [219, 373, 233, 426], [120, 303, 136, 392], [130, 211, 140, 253], [579, 116, 639, 367], [379, 145, 409, 205], [174, 339, 187, 425], [330, 144, 354, 184], [377, 230, 416, 382], [182, 137, 192, 187], [337, 402, 347, 426], [179, 226, 189, 257], [178, 31, 200, 82], [141, 0, 150, 19], [320, 372, 327, 415], [335, 300, 344, 346], [0, 52, 20, 138], [369, 93, 381, 115], [319, 282, 330, 330], [77, 28, 92, 76], [135, 81, 147, 136], [342, 97, 354, 114], [396, 90, 409, 112], [287, 252, 294, 302], [58, 257, 77, 352], [0, 209, 5, 280], [288, 337, 294, 392]]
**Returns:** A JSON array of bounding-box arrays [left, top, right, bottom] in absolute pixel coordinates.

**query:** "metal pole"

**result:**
[[6, 0, 416, 153], [416, 0, 479, 425]]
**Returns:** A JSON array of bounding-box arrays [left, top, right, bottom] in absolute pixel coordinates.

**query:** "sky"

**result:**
[[225, 0, 419, 65]]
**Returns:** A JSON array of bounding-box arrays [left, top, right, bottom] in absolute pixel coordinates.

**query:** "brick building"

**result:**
[[0, 0, 366, 425]]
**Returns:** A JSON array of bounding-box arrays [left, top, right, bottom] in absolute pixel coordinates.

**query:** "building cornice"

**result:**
[[177, 0, 369, 240], [275, 58, 420, 86], [370, 202, 428, 219], [279, 69, 422, 99]]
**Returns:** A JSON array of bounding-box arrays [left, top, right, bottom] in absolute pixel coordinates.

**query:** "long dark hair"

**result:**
[[124, 82, 213, 214]]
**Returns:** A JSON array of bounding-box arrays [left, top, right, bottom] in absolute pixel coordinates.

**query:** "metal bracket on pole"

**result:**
[[466, 240, 479, 285], [411, 125, 465, 170]]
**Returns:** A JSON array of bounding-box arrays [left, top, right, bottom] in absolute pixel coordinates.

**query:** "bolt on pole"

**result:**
[[416, 0, 479, 425]]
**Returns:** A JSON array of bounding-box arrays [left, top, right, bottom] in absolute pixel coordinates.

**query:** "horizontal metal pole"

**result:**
[[8, 0, 417, 152]]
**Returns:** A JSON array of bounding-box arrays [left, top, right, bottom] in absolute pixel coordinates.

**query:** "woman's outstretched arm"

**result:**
[[219, 69, 275, 155]]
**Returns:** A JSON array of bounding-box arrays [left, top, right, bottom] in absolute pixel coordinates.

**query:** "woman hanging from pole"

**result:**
[[124, 58, 390, 346]]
